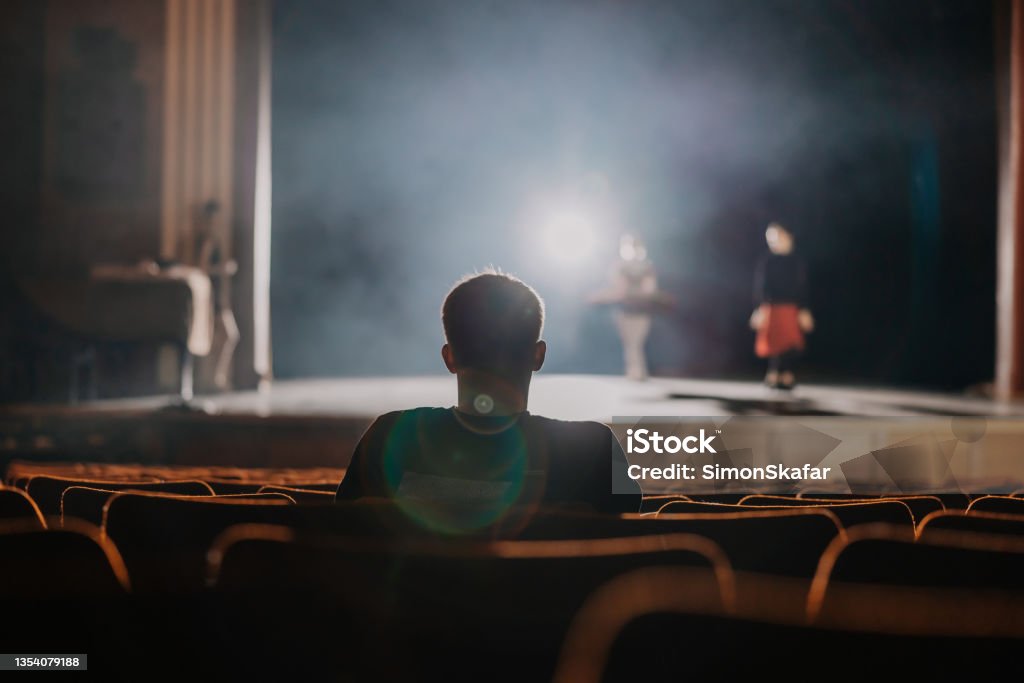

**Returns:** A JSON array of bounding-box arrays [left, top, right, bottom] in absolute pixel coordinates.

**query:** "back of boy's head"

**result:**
[[442, 270, 545, 372]]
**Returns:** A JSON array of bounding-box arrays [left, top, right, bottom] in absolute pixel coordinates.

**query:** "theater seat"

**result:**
[[552, 566, 1024, 683], [102, 491, 295, 592], [917, 510, 1024, 539], [638, 494, 691, 512], [62, 486, 124, 527], [0, 518, 134, 662], [203, 481, 268, 495], [257, 485, 335, 503], [0, 486, 45, 528], [740, 493, 942, 526], [128, 498, 838, 579], [0, 518, 129, 597], [659, 499, 914, 528], [515, 507, 842, 577], [208, 524, 732, 682], [26, 475, 215, 516], [61, 486, 286, 527], [967, 495, 1024, 515], [800, 490, 971, 510], [808, 523, 1024, 615], [5, 461, 346, 490]]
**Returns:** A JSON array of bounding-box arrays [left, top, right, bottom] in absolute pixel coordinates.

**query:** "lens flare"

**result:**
[[380, 411, 531, 535]]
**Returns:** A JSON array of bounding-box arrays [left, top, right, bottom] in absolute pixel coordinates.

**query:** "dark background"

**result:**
[[271, 0, 996, 390]]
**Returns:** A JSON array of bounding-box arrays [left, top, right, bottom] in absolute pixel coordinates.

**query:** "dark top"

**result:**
[[754, 253, 808, 307], [336, 407, 641, 514]]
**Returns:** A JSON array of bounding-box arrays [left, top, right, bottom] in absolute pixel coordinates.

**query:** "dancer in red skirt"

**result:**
[[749, 223, 814, 390]]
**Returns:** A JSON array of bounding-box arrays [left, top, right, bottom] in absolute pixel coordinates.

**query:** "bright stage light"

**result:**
[[540, 210, 598, 266]]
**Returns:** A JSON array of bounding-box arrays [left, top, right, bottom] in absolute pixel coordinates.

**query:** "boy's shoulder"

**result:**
[[370, 406, 450, 424], [368, 408, 614, 443], [523, 414, 615, 444]]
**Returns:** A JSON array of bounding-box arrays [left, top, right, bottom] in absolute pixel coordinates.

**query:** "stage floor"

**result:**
[[4, 374, 1024, 474], [47, 374, 1024, 420]]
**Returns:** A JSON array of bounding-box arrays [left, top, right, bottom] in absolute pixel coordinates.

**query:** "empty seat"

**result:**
[[688, 493, 749, 504], [258, 485, 335, 503], [552, 566, 1024, 683], [0, 518, 129, 598], [61, 486, 118, 527], [918, 510, 1024, 539], [274, 501, 843, 578], [204, 481, 269, 495], [935, 493, 972, 510], [26, 475, 215, 516], [660, 498, 913, 528], [0, 517, 136, 665], [638, 494, 691, 512], [801, 490, 971, 510], [102, 491, 295, 592], [5, 461, 346, 489], [208, 524, 732, 682], [211, 525, 732, 606], [513, 507, 841, 577], [967, 495, 1024, 515], [740, 494, 942, 526], [0, 486, 45, 528], [808, 523, 1024, 620], [795, 491, 881, 499], [153, 498, 837, 578], [283, 482, 340, 491], [61, 487, 290, 526]]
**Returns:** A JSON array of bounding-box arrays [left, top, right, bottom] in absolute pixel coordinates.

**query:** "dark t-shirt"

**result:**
[[335, 407, 640, 514]]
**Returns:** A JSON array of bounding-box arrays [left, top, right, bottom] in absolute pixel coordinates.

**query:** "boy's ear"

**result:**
[[532, 340, 546, 372], [442, 344, 458, 374]]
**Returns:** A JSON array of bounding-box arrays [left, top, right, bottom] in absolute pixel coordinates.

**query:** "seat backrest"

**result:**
[[26, 475, 214, 515], [688, 493, 749, 504], [660, 498, 913, 528], [102, 491, 295, 592], [967, 495, 1024, 516], [62, 486, 261, 527], [258, 485, 335, 503], [935, 493, 972, 510], [514, 507, 842, 577], [62, 486, 118, 527], [201, 480, 341, 495], [262, 481, 339, 491], [203, 481, 267, 495], [795, 491, 880, 500], [740, 494, 942, 526], [211, 524, 733, 607], [279, 502, 839, 577], [638, 495, 691, 512], [0, 486, 45, 528], [208, 525, 733, 682], [800, 491, 971, 509], [809, 523, 1024, 614], [552, 567, 1024, 683], [918, 510, 1024, 539], [0, 518, 130, 597]]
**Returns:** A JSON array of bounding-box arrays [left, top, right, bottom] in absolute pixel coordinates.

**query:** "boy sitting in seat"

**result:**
[[335, 270, 640, 520]]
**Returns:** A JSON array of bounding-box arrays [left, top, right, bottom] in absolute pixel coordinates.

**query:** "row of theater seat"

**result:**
[[4, 477, 1024, 591], [2, 470, 1024, 680]]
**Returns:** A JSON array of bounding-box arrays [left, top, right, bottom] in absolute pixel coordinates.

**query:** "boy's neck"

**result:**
[[455, 369, 531, 416]]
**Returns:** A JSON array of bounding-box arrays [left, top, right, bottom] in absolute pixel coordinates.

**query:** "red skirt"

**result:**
[[755, 304, 805, 358]]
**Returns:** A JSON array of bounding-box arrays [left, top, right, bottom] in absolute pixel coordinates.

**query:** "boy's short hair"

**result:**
[[442, 269, 545, 371]]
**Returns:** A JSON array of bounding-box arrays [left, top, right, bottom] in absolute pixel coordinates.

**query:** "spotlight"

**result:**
[[540, 209, 597, 266]]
